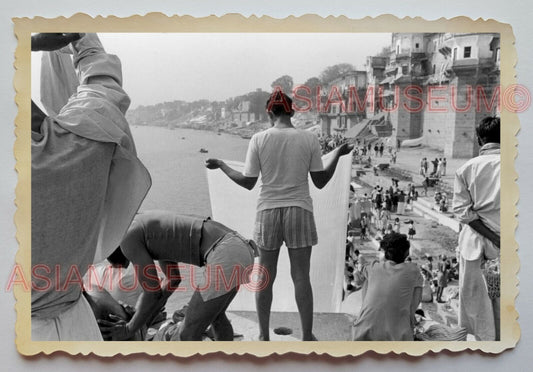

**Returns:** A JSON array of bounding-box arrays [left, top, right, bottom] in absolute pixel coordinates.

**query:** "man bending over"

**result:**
[[98, 210, 256, 341]]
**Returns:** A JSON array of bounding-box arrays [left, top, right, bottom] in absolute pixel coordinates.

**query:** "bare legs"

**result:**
[[255, 248, 281, 341], [180, 287, 238, 341], [288, 246, 316, 341], [255, 246, 316, 341]]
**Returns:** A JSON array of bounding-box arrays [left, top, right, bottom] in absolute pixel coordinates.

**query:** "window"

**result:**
[[396, 44, 400, 54], [453, 47, 458, 61], [433, 64, 436, 74], [464, 46, 472, 58], [402, 65, 409, 74], [415, 43, 420, 49]]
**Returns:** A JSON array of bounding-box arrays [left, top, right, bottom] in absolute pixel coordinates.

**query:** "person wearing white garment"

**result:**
[[31, 33, 151, 341], [397, 190, 406, 215], [452, 116, 501, 341], [436, 158, 443, 177]]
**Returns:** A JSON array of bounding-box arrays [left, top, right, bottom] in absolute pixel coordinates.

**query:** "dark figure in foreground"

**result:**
[[352, 233, 423, 341]]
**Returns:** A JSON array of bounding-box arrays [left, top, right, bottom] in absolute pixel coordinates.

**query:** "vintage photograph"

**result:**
[[14, 14, 518, 356]]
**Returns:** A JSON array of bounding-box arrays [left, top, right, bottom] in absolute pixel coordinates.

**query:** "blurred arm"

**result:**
[[206, 159, 258, 190]]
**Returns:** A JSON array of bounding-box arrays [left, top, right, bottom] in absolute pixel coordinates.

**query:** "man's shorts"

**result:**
[[199, 232, 256, 301], [254, 206, 318, 250]]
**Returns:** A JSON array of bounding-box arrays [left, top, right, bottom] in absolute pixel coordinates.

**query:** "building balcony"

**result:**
[[319, 109, 365, 118], [390, 51, 427, 61], [395, 51, 411, 58], [368, 56, 388, 68], [379, 75, 396, 85], [446, 57, 495, 72], [389, 54, 405, 63], [411, 52, 427, 60], [384, 65, 399, 74]]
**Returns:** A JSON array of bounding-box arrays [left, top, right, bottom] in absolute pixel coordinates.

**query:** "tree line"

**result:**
[[127, 63, 360, 126]]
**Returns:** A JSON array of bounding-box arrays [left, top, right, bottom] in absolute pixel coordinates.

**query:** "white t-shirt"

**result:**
[[243, 127, 324, 212]]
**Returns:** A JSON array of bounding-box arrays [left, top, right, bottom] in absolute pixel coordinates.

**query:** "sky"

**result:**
[[32, 32, 391, 109]]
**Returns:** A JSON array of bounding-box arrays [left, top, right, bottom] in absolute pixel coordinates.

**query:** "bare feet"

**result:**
[[303, 333, 318, 341]]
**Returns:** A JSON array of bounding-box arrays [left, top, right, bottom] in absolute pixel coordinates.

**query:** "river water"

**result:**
[[131, 126, 251, 315], [132, 126, 250, 217]]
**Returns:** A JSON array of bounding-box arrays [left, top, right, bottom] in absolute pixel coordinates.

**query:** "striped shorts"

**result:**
[[254, 206, 318, 250]]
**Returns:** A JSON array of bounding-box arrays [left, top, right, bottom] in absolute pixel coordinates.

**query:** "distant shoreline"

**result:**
[[132, 123, 257, 140]]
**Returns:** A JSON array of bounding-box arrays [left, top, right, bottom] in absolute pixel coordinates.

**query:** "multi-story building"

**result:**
[[229, 89, 270, 127], [379, 33, 428, 146], [375, 32, 500, 158], [319, 70, 368, 136], [365, 56, 388, 117], [231, 100, 255, 127], [422, 33, 500, 157]]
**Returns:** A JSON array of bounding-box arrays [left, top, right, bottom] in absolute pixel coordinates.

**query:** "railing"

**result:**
[[450, 57, 495, 70]]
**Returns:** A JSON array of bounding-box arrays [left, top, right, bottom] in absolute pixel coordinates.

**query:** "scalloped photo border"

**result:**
[[13, 13, 520, 357]]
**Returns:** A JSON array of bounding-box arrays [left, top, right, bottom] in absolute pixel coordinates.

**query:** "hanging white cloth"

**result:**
[[207, 151, 352, 312]]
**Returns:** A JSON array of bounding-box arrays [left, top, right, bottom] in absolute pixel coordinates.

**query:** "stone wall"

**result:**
[[419, 72, 496, 158], [422, 81, 456, 155]]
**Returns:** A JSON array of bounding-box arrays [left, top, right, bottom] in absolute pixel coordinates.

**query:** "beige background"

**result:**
[[1, 0, 532, 370]]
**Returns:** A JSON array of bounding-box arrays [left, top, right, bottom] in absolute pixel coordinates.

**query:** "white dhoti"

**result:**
[[31, 295, 103, 341], [458, 256, 496, 341], [397, 202, 406, 215]]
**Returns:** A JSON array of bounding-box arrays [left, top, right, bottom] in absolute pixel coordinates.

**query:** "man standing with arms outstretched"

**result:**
[[206, 90, 352, 341]]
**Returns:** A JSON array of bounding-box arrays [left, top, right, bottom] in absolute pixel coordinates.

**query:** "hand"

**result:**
[[118, 301, 136, 320], [97, 314, 134, 341], [337, 143, 354, 156], [205, 158, 223, 169], [31, 33, 82, 52]]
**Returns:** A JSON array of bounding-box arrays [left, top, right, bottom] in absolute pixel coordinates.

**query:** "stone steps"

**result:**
[[412, 199, 460, 233]]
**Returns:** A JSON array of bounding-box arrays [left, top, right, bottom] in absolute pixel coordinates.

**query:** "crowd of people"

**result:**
[[419, 254, 459, 303], [342, 185, 466, 340], [434, 191, 449, 212], [354, 182, 419, 235], [336, 115, 500, 342], [30, 33, 501, 343], [343, 216, 459, 341], [318, 133, 349, 153], [420, 157, 447, 178], [318, 135, 397, 169], [345, 116, 501, 341]]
